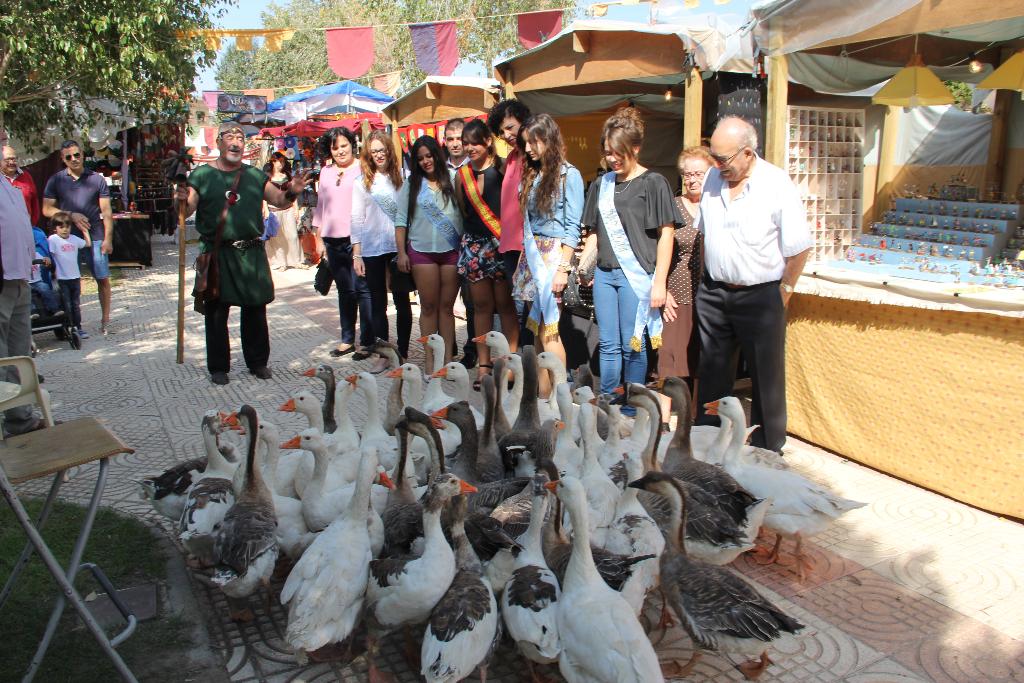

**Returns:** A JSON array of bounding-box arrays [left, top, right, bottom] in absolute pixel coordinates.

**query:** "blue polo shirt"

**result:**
[[43, 168, 110, 240]]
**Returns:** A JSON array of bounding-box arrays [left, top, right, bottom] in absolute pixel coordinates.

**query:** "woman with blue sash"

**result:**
[[395, 136, 463, 368], [352, 130, 413, 372], [578, 107, 682, 410], [511, 114, 584, 398]]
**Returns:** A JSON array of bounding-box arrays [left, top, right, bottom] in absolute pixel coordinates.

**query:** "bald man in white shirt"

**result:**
[[695, 117, 812, 453]]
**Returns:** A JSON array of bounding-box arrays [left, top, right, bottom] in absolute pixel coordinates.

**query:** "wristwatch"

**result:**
[[780, 282, 794, 294]]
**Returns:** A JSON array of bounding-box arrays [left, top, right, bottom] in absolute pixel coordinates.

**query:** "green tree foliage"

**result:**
[[216, 0, 568, 96], [0, 0, 229, 145]]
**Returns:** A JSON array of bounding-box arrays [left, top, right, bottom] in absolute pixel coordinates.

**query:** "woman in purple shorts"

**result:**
[[395, 136, 463, 366]]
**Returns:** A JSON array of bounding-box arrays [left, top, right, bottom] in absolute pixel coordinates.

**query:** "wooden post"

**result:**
[[176, 188, 186, 364], [683, 66, 703, 148], [765, 54, 788, 167], [986, 48, 1015, 199], [874, 105, 901, 222]]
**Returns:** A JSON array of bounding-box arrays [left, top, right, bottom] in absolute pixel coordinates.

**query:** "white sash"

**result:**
[[597, 172, 662, 350], [522, 166, 563, 336]]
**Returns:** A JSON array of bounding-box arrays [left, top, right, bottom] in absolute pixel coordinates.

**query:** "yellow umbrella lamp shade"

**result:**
[[977, 49, 1024, 92], [872, 54, 954, 107]]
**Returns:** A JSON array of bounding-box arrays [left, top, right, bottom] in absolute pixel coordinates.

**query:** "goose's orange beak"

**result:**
[[588, 397, 598, 405], [221, 411, 239, 426], [458, 479, 478, 494], [613, 386, 625, 395], [430, 368, 448, 379], [345, 374, 359, 386], [386, 367, 403, 379], [430, 417, 446, 429], [704, 400, 720, 416], [431, 406, 449, 420], [417, 335, 430, 343], [471, 334, 486, 343], [377, 471, 395, 490], [280, 436, 301, 449], [647, 378, 666, 390], [554, 420, 566, 431], [278, 399, 296, 413], [543, 480, 559, 492], [301, 368, 316, 377]]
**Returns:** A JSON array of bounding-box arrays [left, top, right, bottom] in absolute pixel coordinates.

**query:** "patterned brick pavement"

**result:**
[[18, 237, 1024, 682]]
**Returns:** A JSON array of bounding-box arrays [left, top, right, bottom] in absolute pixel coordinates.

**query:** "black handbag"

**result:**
[[313, 259, 332, 296], [562, 252, 595, 317]]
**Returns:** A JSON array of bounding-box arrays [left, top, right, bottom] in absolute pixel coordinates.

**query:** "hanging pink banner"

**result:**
[[517, 10, 562, 49], [326, 26, 375, 79], [409, 21, 459, 76]]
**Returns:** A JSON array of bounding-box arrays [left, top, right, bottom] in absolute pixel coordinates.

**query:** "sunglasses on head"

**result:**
[[64, 152, 82, 161]]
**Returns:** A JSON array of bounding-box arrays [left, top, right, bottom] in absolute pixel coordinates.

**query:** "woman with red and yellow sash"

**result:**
[[455, 119, 518, 388]]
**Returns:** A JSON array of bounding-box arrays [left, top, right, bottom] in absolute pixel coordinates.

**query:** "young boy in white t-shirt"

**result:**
[[47, 211, 92, 338]]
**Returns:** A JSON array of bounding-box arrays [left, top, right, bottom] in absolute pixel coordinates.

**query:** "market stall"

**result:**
[[381, 76, 500, 154], [494, 18, 754, 182], [750, 0, 1024, 518]]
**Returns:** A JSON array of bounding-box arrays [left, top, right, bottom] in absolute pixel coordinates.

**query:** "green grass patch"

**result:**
[[0, 499, 197, 682]]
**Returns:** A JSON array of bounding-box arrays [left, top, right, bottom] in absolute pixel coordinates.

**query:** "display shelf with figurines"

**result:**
[[835, 193, 1023, 288], [786, 105, 864, 263]]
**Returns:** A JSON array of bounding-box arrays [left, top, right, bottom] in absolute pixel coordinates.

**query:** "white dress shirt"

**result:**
[[351, 173, 399, 257], [698, 156, 812, 286]]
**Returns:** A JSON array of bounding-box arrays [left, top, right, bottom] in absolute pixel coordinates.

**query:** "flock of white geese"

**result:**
[[139, 331, 865, 683]]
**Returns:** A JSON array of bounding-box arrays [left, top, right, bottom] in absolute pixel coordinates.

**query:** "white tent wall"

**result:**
[[1006, 96, 1024, 199]]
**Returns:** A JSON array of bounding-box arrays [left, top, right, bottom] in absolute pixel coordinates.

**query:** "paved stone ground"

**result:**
[[17, 236, 1024, 682]]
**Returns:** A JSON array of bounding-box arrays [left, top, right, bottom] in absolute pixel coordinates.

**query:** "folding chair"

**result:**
[[0, 356, 139, 682]]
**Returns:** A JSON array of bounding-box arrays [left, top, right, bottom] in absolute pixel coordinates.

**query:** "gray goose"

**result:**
[[303, 364, 337, 434], [629, 471, 805, 680], [210, 405, 279, 621], [420, 492, 501, 683], [498, 345, 542, 478]]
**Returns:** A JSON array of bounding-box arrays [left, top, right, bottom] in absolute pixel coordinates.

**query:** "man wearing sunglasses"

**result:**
[[42, 140, 114, 336], [694, 116, 812, 455]]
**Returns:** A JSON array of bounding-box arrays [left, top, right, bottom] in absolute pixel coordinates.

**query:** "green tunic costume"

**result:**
[[188, 164, 275, 307]]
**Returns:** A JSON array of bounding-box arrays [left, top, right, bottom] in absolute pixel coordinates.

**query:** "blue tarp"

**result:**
[[267, 80, 393, 115]]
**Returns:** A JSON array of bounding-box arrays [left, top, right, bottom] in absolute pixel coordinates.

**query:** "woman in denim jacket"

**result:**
[[512, 114, 584, 393]]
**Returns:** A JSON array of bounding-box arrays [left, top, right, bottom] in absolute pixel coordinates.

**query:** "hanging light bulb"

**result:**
[[968, 53, 983, 74], [664, 88, 673, 101]]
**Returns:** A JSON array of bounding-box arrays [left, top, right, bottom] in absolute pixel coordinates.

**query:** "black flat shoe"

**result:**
[[352, 349, 372, 361], [250, 366, 272, 380], [329, 345, 355, 358], [211, 372, 229, 385]]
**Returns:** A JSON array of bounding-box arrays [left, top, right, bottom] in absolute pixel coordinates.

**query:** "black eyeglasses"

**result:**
[[709, 147, 745, 166], [64, 152, 82, 161]]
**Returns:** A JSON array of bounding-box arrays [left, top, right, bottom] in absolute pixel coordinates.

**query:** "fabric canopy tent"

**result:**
[[258, 114, 383, 139], [382, 76, 499, 127], [267, 80, 393, 116], [750, 0, 1024, 55]]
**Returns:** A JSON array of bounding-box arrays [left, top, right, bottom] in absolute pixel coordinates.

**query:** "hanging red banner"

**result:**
[[326, 26, 375, 79], [517, 10, 562, 49]]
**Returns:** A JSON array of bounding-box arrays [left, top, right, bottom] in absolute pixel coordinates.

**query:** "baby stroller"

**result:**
[[30, 259, 80, 353]]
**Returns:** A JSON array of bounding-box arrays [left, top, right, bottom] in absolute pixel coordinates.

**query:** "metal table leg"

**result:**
[[0, 459, 138, 683], [0, 472, 64, 610]]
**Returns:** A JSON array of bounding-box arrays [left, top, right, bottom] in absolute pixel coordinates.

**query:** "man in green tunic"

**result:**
[[177, 122, 310, 385]]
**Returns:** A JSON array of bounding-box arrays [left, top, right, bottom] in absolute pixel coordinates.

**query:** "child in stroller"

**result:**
[[30, 226, 80, 351]]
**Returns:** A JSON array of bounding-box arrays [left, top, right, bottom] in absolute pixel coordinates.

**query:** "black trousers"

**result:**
[[204, 300, 270, 374], [362, 253, 413, 358], [460, 280, 476, 358], [694, 276, 787, 452], [324, 236, 373, 347]]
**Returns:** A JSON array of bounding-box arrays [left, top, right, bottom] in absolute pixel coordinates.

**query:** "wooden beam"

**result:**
[[765, 55, 788, 167], [572, 31, 590, 54], [425, 81, 441, 101], [986, 48, 1015, 200], [683, 67, 702, 148], [874, 105, 901, 222]]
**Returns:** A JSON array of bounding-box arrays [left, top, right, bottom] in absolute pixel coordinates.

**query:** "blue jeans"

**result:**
[[323, 237, 373, 347], [593, 266, 646, 407], [58, 278, 82, 329], [30, 280, 60, 316]]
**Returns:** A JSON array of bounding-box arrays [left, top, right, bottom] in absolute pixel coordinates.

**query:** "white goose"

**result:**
[[712, 396, 866, 579], [256, 421, 316, 559], [430, 363, 485, 427], [346, 372, 400, 470], [281, 446, 388, 661], [389, 362, 462, 458], [548, 476, 663, 683], [536, 351, 567, 422], [501, 475, 561, 676], [420, 333, 451, 414], [552, 383, 584, 479], [573, 400, 620, 543]]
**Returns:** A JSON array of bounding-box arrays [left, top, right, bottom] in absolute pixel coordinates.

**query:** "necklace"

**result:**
[[615, 174, 638, 194]]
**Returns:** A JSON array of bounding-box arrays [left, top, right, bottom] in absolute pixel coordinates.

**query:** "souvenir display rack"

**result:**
[[837, 196, 1023, 287], [786, 106, 864, 263]]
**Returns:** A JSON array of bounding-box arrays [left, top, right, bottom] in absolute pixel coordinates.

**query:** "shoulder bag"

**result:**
[[194, 169, 242, 314]]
